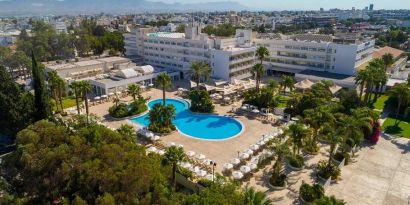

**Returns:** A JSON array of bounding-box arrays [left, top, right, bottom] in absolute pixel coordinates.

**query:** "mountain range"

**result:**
[[0, 0, 249, 16]]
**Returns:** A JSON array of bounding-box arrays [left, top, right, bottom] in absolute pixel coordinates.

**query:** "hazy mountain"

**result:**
[[0, 0, 249, 16]]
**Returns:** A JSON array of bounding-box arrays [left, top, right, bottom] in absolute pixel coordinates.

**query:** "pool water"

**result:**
[[129, 98, 243, 140]]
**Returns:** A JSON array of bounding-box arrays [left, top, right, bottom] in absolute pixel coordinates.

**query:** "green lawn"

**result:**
[[52, 96, 77, 111], [277, 95, 290, 108], [382, 115, 410, 139], [372, 95, 389, 111]]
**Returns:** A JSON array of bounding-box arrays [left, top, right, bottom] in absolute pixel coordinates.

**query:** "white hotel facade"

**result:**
[[124, 25, 375, 82]]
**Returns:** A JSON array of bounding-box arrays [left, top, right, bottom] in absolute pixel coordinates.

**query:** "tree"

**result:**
[[0, 66, 34, 136], [148, 103, 176, 133], [286, 123, 307, 156], [314, 195, 346, 205], [303, 106, 335, 148], [128, 84, 141, 101], [162, 146, 185, 189], [48, 71, 66, 112], [4, 51, 31, 79], [190, 61, 211, 89], [79, 80, 92, 124], [355, 69, 368, 103], [243, 185, 272, 205], [156, 73, 172, 105], [382, 53, 395, 70], [176, 24, 186, 33], [256, 46, 269, 64], [280, 75, 296, 94], [189, 89, 214, 113], [69, 81, 82, 115], [116, 124, 135, 140], [113, 97, 120, 107], [266, 79, 280, 95], [31, 52, 51, 121], [251, 63, 265, 93], [387, 83, 410, 119]]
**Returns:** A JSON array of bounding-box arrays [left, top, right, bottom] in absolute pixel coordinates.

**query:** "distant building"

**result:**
[[369, 4, 374, 11], [293, 16, 337, 26]]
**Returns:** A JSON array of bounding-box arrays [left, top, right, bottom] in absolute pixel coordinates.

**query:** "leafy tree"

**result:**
[[162, 146, 185, 189], [48, 71, 66, 112], [156, 73, 172, 105], [190, 61, 211, 89], [314, 195, 346, 205], [243, 185, 272, 205], [176, 24, 186, 33], [128, 84, 141, 101], [387, 83, 410, 119], [0, 66, 34, 136], [382, 53, 395, 70], [280, 75, 295, 94], [116, 124, 135, 140], [3, 51, 31, 79], [202, 24, 236, 37], [148, 103, 176, 134], [286, 123, 307, 155], [251, 63, 265, 93], [255, 46, 269, 64], [69, 81, 82, 115], [31, 52, 51, 120], [79, 80, 92, 124], [266, 79, 280, 96], [189, 89, 214, 113]]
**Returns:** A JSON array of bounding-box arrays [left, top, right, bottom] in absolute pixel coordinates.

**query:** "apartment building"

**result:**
[[125, 24, 256, 82], [253, 33, 375, 76]]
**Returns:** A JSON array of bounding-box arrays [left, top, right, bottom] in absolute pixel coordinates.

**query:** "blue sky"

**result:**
[[161, 0, 410, 10]]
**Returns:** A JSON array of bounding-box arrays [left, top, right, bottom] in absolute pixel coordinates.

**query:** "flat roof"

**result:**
[[96, 56, 130, 63], [298, 70, 352, 80], [146, 32, 185, 39], [74, 60, 103, 67]]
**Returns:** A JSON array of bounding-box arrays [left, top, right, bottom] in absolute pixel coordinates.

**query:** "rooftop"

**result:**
[[373, 46, 404, 59]]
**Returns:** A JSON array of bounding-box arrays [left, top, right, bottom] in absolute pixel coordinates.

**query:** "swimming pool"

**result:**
[[129, 98, 243, 140]]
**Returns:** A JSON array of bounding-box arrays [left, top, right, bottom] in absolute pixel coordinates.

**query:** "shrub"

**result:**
[[317, 160, 341, 180], [243, 88, 278, 109], [269, 173, 287, 187], [299, 182, 325, 203], [189, 89, 214, 113], [287, 155, 304, 168], [148, 123, 176, 134], [109, 98, 147, 118], [314, 195, 346, 205], [108, 103, 129, 118], [197, 179, 214, 187], [128, 97, 148, 115], [178, 167, 193, 180]]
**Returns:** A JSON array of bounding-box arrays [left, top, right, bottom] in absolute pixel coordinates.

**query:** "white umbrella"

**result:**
[[241, 106, 248, 110], [176, 144, 184, 148], [249, 163, 258, 170], [206, 174, 214, 181], [196, 154, 206, 160], [157, 150, 165, 155], [151, 135, 160, 141], [250, 144, 260, 151], [266, 135, 274, 140], [240, 153, 249, 160], [250, 157, 259, 164], [252, 109, 260, 113], [196, 170, 207, 177], [257, 140, 266, 146], [244, 149, 254, 155], [140, 85, 147, 89], [240, 165, 251, 174], [223, 163, 233, 170], [146, 132, 154, 138], [232, 171, 244, 179], [263, 138, 270, 144], [168, 142, 176, 147], [108, 92, 114, 96], [101, 95, 108, 98], [230, 158, 241, 165], [178, 88, 184, 91], [147, 147, 157, 153], [216, 95, 223, 100], [186, 151, 196, 157], [148, 83, 154, 87], [224, 97, 231, 101], [94, 96, 101, 100], [116, 91, 121, 95]]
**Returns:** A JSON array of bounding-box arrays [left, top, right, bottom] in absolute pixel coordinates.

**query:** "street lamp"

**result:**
[[209, 161, 217, 181]]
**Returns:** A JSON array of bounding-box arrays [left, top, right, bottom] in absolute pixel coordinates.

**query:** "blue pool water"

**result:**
[[129, 98, 243, 140]]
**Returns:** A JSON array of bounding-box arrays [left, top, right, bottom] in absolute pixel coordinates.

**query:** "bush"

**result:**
[[317, 160, 341, 180], [198, 179, 214, 187], [148, 123, 176, 134], [287, 155, 304, 168], [178, 167, 193, 180], [314, 195, 346, 205], [189, 89, 214, 113], [109, 98, 147, 118], [299, 182, 325, 203], [243, 88, 278, 109], [269, 173, 287, 187]]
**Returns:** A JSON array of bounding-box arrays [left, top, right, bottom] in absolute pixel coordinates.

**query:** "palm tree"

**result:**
[[355, 69, 368, 103], [287, 123, 308, 156], [387, 83, 410, 120], [163, 146, 185, 189], [266, 79, 279, 95], [243, 185, 272, 205], [116, 124, 135, 139], [382, 53, 394, 71], [280, 75, 295, 94], [113, 96, 120, 107], [156, 73, 172, 105], [251, 63, 265, 93], [79, 80, 92, 124], [303, 106, 336, 147], [70, 81, 82, 115], [323, 128, 343, 164], [128, 84, 141, 101], [190, 61, 212, 89], [256, 46, 270, 64], [48, 71, 61, 112]]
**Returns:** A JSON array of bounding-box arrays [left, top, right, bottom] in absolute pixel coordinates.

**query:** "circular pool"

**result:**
[[129, 98, 243, 140]]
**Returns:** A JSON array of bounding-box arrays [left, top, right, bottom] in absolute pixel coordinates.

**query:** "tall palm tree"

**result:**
[[382, 53, 394, 71], [128, 84, 141, 101], [243, 185, 272, 205], [162, 146, 185, 189], [280, 75, 295, 94], [286, 123, 307, 156], [303, 106, 335, 147], [156, 73, 172, 105], [79, 80, 92, 124], [190, 61, 212, 89], [355, 69, 368, 103], [70, 81, 82, 115], [256, 46, 270, 64], [388, 83, 410, 120], [251, 63, 265, 93], [48, 71, 61, 112], [266, 79, 279, 95], [113, 96, 120, 107]]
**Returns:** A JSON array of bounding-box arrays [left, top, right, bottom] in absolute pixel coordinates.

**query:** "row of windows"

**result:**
[[229, 67, 252, 77], [269, 57, 334, 70], [144, 39, 208, 49], [276, 51, 332, 61], [143, 46, 209, 58], [229, 60, 255, 70], [145, 58, 183, 68], [258, 43, 332, 53]]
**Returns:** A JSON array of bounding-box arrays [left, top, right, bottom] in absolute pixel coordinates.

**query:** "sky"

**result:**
[[159, 0, 410, 10]]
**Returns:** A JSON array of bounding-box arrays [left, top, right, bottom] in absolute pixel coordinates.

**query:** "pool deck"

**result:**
[[88, 87, 278, 173]]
